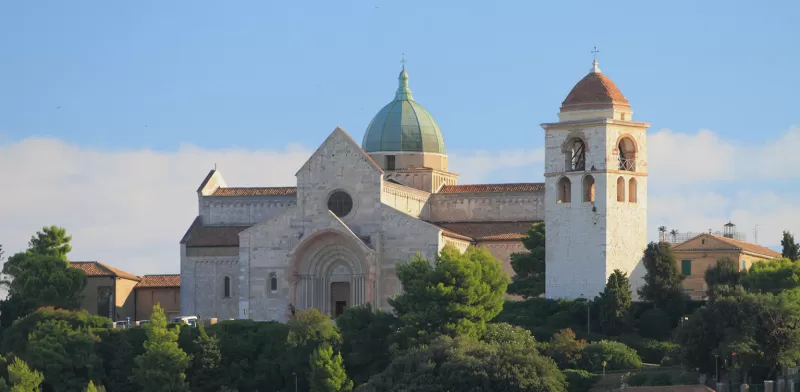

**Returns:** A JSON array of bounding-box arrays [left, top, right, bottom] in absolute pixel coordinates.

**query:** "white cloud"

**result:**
[[0, 126, 797, 276]]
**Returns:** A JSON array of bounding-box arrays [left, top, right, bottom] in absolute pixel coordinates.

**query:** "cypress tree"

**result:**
[[309, 344, 353, 392]]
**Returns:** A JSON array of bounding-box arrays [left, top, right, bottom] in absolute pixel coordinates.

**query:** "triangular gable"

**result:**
[[287, 210, 375, 257], [295, 127, 384, 177], [671, 233, 709, 251]]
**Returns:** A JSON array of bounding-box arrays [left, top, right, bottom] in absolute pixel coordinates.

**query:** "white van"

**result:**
[[171, 316, 199, 327]]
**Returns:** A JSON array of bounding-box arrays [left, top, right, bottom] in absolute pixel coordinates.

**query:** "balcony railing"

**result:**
[[618, 158, 636, 171]]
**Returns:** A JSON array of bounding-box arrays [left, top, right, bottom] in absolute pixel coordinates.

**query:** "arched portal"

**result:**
[[289, 229, 374, 317]]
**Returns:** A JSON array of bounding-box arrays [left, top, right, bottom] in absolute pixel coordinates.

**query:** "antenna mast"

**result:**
[[754, 224, 762, 245]]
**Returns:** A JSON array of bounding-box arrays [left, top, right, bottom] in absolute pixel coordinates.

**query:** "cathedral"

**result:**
[[179, 59, 649, 321]]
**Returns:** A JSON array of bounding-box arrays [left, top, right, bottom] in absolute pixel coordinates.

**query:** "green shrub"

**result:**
[[627, 372, 648, 386], [563, 369, 601, 392], [647, 373, 673, 386], [674, 372, 701, 385], [579, 340, 642, 372], [616, 334, 677, 364]]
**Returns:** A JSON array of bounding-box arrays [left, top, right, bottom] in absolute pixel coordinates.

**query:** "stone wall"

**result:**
[[428, 192, 544, 222], [478, 241, 526, 278], [381, 182, 431, 219], [200, 196, 296, 226]]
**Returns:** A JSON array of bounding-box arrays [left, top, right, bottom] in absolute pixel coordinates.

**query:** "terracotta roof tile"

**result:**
[[437, 183, 544, 194], [561, 71, 629, 111], [180, 217, 248, 247], [212, 187, 297, 196], [136, 275, 180, 289], [69, 261, 141, 281], [431, 221, 540, 241], [712, 235, 782, 258]]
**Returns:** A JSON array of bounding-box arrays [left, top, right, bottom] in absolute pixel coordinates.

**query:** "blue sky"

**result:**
[[0, 1, 798, 274]]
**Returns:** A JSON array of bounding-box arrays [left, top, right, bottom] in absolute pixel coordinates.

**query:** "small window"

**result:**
[[701, 239, 705, 245], [628, 178, 637, 203], [386, 155, 396, 170], [681, 260, 692, 276], [621, 113, 626, 120], [270, 273, 278, 292], [223, 276, 231, 298], [582, 175, 595, 202], [741, 260, 747, 272], [557, 177, 571, 203], [616, 177, 625, 202]]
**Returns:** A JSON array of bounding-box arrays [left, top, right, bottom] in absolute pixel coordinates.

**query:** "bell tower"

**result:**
[[540, 59, 649, 300]]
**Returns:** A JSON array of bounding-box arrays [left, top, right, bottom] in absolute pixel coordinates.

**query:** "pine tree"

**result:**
[[596, 269, 632, 335], [7, 357, 43, 392], [781, 231, 800, 261], [309, 344, 353, 392], [507, 222, 546, 298], [190, 322, 225, 392], [132, 303, 190, 392], [637, 241, 687, 322]]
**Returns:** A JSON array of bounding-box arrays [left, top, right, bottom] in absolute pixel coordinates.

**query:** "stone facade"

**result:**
[[180, 128, 543, 321]]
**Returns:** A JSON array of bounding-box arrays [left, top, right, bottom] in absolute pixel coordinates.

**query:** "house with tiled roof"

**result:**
[[180, 59, 649, 321], [69, 261, 141, 321], [672, 223, 782, 300], [134, 275, 180, 321]]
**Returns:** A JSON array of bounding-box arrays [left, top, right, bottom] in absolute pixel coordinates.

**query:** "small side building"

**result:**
[[134, 275, 181, 321], [69, 261, 141, 321], [672, 229, 782, 300]]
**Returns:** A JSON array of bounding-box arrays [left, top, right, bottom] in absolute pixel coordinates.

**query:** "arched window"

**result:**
[[617, 137, 637, 171], [567, 138, 586, 171], [223, 276, 231, 298], [628, 178, 637, 203], [616, 177, 625, 202], [269, 273, 278, 293], [557, 177, 571, 203], [582, 175, 595, 202]]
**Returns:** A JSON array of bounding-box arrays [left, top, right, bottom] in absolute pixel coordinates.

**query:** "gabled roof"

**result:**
[[673, 233, 782, 259], [212, 187, 297, 197], [429, 221, 540, 242], [136, 274, 180, 289], [180, 216, 249, 247], [437, 183, 544, 194], [297, 127, 384, 177], [69, 261, 141, 281]]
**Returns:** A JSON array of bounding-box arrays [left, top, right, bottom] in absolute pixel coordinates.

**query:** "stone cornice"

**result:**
[[540, 118, 650, 130], [544, 169, 649, 177]]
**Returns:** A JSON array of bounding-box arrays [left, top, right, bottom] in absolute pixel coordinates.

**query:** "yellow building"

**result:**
[[672, 233, 781, 300], [70, 261, 141, 321], [134, 275, 181, 321]]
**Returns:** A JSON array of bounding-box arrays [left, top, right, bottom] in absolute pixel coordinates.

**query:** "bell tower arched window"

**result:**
[[617, 137, 637, 171], [557, 177, 572, 203], [582, 175, 595, 202], [628, 178, 637, 203], [616, 177, 626, 202], [269, 273, 278, 293], [566, 138, 586, 171]]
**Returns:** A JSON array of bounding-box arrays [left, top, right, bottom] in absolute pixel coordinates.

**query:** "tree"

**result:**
[[188, 322, 225, 392], [658, 226, 667, 243], [335, 305, 397, 386], [132, 303, 190, 392], [6, 357, 43, 392], [389, 245, 508, 345], [285, 309, 343, 392], [637, 242, 686, 321], [674, 290, 800, 381], [507, 222, 546, 298], [358, 336, 567, 392], [544, 328, 587, 369], [704, 257, 740, 300], [3, 226, 72, 279], [23, 319, 102, 392], [309, 344, 353, 392], [0, 254, 86, 327], [596, 269, 632, 335], [740, 258, 800, 294], [781, 231, 799, 261], [482, 322, 538, 348], [84, 382, 98, 392]]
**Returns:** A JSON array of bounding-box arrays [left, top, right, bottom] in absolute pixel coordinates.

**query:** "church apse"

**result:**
[[288, 229, 376, 317]]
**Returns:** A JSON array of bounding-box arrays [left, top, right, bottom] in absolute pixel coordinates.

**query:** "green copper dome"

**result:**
[[362, 68, 446, 154]]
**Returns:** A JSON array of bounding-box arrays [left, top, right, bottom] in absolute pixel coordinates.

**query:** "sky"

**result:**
[[1, 0, 798, 275]]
